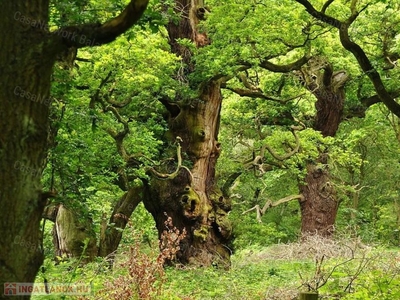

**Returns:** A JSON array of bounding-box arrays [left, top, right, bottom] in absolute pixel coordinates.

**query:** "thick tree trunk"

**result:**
[[52, 205, 98, 263], [297, 59, 347, 237], [144, 80, 232, 267], [0, 2, 56, 297], [44, 176, 142, 263], [44, 185, 142, 266], [299, 156, 339, 237], [142, 0, 231, 267]]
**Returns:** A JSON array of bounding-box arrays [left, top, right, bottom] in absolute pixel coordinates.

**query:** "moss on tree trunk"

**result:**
[[142, 0, 232, 267], [0, 2, 56, 296], [52, 205, 98, 262], [144, 81, 232, 267]]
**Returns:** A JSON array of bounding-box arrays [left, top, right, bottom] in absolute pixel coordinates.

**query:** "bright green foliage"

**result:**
[[334, 105, 400, 244], [34, 0, 400, 298], [34, 237, 400, 299], [42, 22, 179, 254], [195, 0, 309, 79]]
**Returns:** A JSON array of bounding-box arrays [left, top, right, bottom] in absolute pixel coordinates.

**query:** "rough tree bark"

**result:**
[[145, 80, 232, 267], [52, 205, 98, 262], [46, 178, 143, 264], [296, 58, 348, 236], [143, 0, 232, 267], [98, 185, 143, 260], [0, 1, 148, 297]]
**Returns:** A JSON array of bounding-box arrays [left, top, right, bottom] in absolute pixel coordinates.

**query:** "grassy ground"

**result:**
[[32, 236, 400, 300]]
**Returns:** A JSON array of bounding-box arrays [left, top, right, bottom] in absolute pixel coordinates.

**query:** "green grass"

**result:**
[[33, 238, 400, 300]]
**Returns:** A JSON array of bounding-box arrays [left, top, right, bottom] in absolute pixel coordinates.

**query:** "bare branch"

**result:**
[[321, 0, 335, 14], [295, 0, 342, 29], [348, 1, 369, 25], [360, 91, 400, 108], [243, 194, 304, 222]]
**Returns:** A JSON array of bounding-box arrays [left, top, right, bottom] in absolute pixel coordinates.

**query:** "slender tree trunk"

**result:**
[[297, 59, 348, 237], [98, 185, 143, 260], [0, 2, 57, 296]]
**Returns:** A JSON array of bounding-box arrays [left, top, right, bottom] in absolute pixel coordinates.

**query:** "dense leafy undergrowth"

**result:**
[[33, 234, 400, 300]]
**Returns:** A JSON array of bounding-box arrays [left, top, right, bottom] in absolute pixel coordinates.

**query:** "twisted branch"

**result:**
[[263, 126, 302, 161], [295, 0, 400, 117], [243, 194, 304, 223], [148, 137, 193, 182]]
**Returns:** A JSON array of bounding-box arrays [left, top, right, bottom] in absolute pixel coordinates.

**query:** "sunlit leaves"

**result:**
[[193, 0, 310, 78]]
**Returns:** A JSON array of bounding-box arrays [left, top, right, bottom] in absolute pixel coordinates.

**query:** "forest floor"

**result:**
[[32, 235, 400, 299], [161, 236, 400, 300]]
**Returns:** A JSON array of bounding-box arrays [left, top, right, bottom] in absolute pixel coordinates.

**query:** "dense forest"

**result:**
[[1, 0, 400, 299]]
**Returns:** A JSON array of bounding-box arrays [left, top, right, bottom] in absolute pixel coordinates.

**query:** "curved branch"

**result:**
[[243, 194, 304, 223], [321, 0, 334, 14], [227, 71, 305, 103], [360, 94, 381, 107], [105, 85, 134, 108], [222, 172, 242, 198], [295, 0, 400, 117], [260, 54, 309, 72], [226, 86, 305, 104], [148, 137, 193, 182], [54, 0, 149, 48], [295, 0, 342, 29], [89, 73, 132, 161], [263, 127, 301, 161], [360, 90, 400, 108], [339, 25, 400, 117]]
